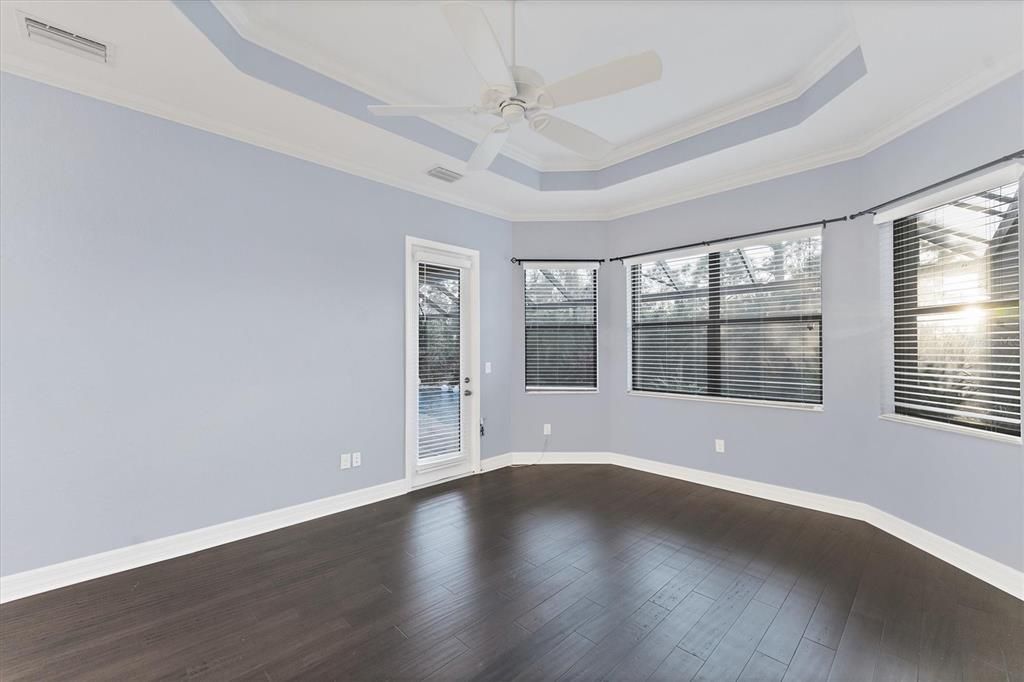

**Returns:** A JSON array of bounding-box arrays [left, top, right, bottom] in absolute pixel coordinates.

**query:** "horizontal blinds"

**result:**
[[524, 265, 598, 390], [629, 229, 823, 404], [418, 263, 462, 460], [892, 182, 1020, 437]]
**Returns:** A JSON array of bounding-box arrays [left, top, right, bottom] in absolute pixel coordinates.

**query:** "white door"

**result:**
[[406, 238, 480, 488]]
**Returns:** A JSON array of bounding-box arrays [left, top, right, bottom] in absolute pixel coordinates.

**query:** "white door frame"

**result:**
[[405, 236, 481, 490]]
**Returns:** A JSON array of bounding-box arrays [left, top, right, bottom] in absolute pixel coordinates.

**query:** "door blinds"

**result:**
[[891, 182, 1020, 437], [628, 227, 823, 405], [524, 264, 598, 391], [418, 263, 462, 460]]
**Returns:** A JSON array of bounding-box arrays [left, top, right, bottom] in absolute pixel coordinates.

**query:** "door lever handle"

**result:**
[[464, 389, 473, 396]]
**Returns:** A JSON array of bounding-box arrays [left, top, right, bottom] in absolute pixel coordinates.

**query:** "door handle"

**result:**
[[464, 389, 473, 396]]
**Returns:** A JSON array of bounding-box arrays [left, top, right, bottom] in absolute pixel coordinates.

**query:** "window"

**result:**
[[627, 228, 823, 406], [889, 182, 1020, 438], [524, 264, 598, 391]]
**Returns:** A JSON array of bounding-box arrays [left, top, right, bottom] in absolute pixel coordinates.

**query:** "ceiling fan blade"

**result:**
[[531, 116, 613, 159], [368, 104, 477, 117], [543, 51, 662, 109], [441, 2, 516, 94], [466, 124, 510, 171]]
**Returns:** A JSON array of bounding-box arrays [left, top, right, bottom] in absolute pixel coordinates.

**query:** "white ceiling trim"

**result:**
[[210, 0, 543, 172], [0, 54, 522, 222], [212, 0, 862, 174], [584, 56, 1024, 222], [539, 27, 863, 172], [1, 48, 1019, 223]]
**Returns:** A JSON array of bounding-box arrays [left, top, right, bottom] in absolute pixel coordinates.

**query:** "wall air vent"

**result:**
[[24, 17, 108, 63], [426, 166, 463, 183]]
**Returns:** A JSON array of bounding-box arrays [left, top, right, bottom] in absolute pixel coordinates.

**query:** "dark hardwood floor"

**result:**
[[1, 464, 1021, 681]]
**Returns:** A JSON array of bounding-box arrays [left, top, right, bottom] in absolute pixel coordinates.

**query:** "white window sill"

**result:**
[[878, 414, 1022, 446], [627, 390, 823, 412], [526, 388, 600, 395], [416, 454, 467, 473]]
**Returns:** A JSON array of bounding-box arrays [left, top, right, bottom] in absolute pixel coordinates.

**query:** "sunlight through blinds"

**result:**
[[891, 182, 1020, 437]]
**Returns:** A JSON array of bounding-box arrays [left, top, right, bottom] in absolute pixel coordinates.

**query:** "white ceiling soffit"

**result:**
[[188, 0, 867, 191], [0, 1, 1021, 222], [212, 0, 864, 174]]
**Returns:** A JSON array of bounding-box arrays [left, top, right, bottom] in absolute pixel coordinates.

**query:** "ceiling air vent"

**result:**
[[24, 17, 108, 63], [426, 166, 463, 183]]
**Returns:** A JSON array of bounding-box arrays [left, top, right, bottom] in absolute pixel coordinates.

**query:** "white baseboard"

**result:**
[[3, 451, 1020, 604], [480, 453, 514, 471], [505, 451, 616, 466], [505, 451, 1023, 601], [0, 478, 409, 604]]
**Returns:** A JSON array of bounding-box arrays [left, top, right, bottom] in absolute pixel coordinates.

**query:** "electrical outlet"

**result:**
[[543, 423, 552, 436], [352, 452, 362, 467], [485, 361, 492, 374], [715, 439, 725, 454], [340, 453, 352, 469]]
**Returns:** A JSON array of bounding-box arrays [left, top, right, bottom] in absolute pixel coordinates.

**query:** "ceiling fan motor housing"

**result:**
[[500, 99, 527, 123], [486, 65, 548, 124]]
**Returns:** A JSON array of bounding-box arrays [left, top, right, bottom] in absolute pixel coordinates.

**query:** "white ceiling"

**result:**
[[214, 0, 855, 168], [1, 1, 1021, 221]]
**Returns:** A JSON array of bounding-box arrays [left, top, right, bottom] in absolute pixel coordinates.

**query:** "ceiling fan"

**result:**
[[367, 1, 662, 171]]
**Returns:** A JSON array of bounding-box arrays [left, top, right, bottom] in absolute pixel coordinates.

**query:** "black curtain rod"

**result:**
[[607, 217, 847, 263], [848, 149, 1024, 220], [510, 257, 606, 265]]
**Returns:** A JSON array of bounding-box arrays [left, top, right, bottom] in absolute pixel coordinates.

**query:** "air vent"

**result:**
[[426, 166, 463, 183], [24, 17, 108, 63]]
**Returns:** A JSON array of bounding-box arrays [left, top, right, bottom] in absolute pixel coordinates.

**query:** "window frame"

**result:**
[[523, 263, 600, 394], [624, 227, 824, 411], [886, 182, 1021, 440]]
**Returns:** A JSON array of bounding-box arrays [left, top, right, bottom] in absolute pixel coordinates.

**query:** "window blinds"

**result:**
[[890, 182, 1020, 437], [524, 264, 598, 391], [628, 227, 823, 405], [417, 263, 462, 460]]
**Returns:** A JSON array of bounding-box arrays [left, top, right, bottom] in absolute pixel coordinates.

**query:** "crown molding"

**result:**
[[2, 43, 1019, 224], [579, 58, 1024, 223], [214, 0, 862, 174], [537, 26, 864, 172], [210, 0, 545, 173], [0, 55, 523, 223]]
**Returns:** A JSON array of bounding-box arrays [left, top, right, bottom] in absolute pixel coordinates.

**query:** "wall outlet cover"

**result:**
[[543, 424, 552, 436], [352, 452, 362, 467], [715, 439, 726, 453]]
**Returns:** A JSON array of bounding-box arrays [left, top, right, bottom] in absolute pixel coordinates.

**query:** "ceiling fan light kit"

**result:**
[[367, 1, 663, 172]]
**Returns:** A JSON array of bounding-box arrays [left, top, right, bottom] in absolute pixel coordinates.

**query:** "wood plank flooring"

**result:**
[[1, 464, 1021, 681]]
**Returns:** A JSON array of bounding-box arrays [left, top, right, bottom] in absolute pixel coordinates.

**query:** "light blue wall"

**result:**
[[510, 73, 1024, 571], [2, 69, 1021, 579], [508, 221, 612, 453], [0, 73, 514, 576]]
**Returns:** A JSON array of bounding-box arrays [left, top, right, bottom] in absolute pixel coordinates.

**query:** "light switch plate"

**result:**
[[715, 439, 725, 453], [485, 362, 492, 374], [543, 423, 552, 436], [340, 453, 352, 469]]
